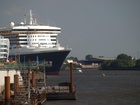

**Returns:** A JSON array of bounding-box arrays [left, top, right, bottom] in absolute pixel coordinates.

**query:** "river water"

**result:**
[[44, 69, 140, 105]]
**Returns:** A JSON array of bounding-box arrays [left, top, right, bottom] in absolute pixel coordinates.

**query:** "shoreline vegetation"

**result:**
[[61, 53, 140, 71], [101, 54, 140, 70]]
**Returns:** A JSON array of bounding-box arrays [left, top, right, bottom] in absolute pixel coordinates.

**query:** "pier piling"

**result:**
[[5, 76, 10, 105], [32, 71, 36, 87], [14, 74, 19, 95], [70, 63, 74, 93], [46, 63, 76, 100]]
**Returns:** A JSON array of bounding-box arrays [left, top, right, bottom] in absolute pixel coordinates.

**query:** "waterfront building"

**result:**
[[0, 35, 9, 62]]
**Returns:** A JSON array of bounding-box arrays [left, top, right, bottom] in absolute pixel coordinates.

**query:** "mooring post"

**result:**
[[5, 76, 10, 105], [32, 71, 36, 87], [14, 74, 19, 95], [70, 63, 74, 93], [28, 59, 31, 104], [44, 59, 46, 87]]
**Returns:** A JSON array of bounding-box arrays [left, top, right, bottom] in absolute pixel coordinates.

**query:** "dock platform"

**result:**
[[0, 62, 76, 104], [46, 92, 76, 100], [46, 83, 76, 100]]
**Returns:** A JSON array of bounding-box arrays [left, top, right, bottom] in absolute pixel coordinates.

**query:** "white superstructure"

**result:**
[[0, 10, 67, 56], [0, 35, 9, 61]]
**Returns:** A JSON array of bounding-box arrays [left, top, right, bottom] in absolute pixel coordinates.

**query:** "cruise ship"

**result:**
[[0, 10, 71, 75]]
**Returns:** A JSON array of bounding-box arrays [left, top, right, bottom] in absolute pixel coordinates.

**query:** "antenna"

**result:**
[[29, 9, 33, 25], [34, 18, 37, 24], [24, 15, 26, 24]]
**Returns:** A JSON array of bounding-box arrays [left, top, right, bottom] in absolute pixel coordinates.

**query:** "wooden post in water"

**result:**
[[32, 71, 36, 87], [44, 59, 46, 87], [70, 63, 74, 93], [5, 76, 10, 105], [14, 74, 19, 95], [28, 59, 31, 104]]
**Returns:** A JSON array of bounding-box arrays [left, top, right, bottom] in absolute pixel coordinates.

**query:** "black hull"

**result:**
[[9, 50, 70, 75]]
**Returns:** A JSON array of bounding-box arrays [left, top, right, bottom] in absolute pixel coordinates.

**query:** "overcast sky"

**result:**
[[0, 0, 140, 59]]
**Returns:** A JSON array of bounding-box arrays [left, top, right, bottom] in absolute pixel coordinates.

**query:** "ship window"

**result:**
[[19, 39, 27, 41], [0, 54, 6, 57], [39, 39, 46, 41], [51, 39, 56, 41], [52, 43, 56, 45], [19, 36, 27, 37], [38, 35, 45, 37], [50, 35, 57, 37], [0, 49, 8, 52], [40, 43, 48, 45], [0, 45, 7, 48], [20, 43, 28, 45]]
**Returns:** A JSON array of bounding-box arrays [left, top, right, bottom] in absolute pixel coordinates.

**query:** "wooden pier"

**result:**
[[46, 63, 76, 100], [46, 84, 76, 100], [0, 62, 76, 104]]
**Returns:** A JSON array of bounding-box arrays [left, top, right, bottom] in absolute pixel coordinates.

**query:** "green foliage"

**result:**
[[101, 53, 136, 70], [101, 60, 112, 69], [110, 60, 134, 69], [135, 59, 140, 68], [117, 53, 132, 60], [85, 54, 93, 60]]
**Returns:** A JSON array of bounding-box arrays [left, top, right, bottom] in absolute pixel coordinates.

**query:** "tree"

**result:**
[[117, 53, 132, 61], [101, 53, 136, 70], [101, 60, 112, 69], [135, 59, 140, 68], [116, 54, 135, 68], [110, 60, 130, 69], [85, 54, 93, 60]]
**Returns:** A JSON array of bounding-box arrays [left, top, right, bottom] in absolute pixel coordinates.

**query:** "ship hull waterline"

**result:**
[[9, 50, 71, 75]]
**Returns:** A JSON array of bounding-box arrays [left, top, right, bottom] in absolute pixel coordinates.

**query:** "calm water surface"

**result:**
[[44, 69, 140, 105]]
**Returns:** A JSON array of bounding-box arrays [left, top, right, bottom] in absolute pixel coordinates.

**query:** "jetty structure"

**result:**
[[0, 59, 49, 105], [46, 63, 76, 100], [0, 60, 76, 105]]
